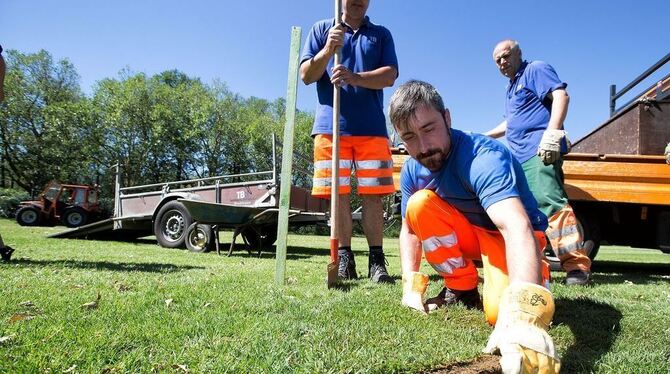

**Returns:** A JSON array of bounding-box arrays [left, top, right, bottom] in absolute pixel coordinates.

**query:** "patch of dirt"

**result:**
[[423, 354, 501, 374]]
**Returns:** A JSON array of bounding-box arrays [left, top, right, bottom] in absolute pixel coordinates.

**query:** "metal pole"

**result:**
[[275, 26, 302, 285], [609, 84, 616, 117]]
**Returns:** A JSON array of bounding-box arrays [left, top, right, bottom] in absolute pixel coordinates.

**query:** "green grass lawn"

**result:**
[[1, 218, 669, 373]]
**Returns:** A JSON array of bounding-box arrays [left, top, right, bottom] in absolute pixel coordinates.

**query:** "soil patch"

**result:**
[[423, 354, 501, 374]]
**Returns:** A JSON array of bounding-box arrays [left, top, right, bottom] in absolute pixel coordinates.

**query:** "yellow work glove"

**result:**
[[537, 129, 566, 165], [401, 271, 429, 314], [483, 282, 561, 374]]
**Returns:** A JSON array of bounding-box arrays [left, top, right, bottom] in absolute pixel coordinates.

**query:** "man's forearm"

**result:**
[[485, 120, 507, 138], [502, 225, 542, 284], [399, 220, 423, 274], [486, 198, 542, 285], [547, 89, 569, 130], [352, 66, 397, 90], [300, 49, 331, 85]]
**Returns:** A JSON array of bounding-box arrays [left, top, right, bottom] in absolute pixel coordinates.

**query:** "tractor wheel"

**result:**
[[16, 206, 41, 226], [153, 201, 192, 249], [62, 208, 88, 228], [185, 223, 214, 253], [241, 226, 277, 251]]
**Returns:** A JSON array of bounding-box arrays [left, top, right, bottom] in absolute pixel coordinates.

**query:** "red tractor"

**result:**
[[16, 181, 101, 228]]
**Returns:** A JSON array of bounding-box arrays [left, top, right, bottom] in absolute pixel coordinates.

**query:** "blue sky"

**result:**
[[2, 0, 669, 141]]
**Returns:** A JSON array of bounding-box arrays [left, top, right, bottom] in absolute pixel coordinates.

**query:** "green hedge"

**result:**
[[0, 188, 31, 218]]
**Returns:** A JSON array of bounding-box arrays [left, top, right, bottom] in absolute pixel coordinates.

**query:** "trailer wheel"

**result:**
[[241, 226, 277, 250], [16, 206, 41, 226], [544, 211, 601, 271], [154, 201, 192, 249], [185, 223, 214, 253], [63, 208, 88, 228]]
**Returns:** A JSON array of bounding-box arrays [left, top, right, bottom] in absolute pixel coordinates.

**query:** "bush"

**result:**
[[97, 197, 115, 219], [0, 188, 31, 218]]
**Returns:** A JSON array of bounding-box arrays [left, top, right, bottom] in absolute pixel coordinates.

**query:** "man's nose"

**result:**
[[418, 136, 431, 153]]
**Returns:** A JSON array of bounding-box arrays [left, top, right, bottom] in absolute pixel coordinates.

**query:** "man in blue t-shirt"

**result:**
[[486, 39, 592, 286], [300, 0, 398, 283], [390, 80, 560, 373]]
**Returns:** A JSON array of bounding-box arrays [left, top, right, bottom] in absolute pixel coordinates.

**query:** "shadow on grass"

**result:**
[[589, 260, 670, 285], [553, 297, 622, 373], [223, 245, 330, 260], [10, 258, 204, 273]]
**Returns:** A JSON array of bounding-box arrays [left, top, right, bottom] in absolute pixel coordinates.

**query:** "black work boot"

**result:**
[[565, 269, 591, 286], [0, 246, 14, 262], [368, 251, 395, 284], [426, 286, 482, 310], [337, 248, 357, 280]]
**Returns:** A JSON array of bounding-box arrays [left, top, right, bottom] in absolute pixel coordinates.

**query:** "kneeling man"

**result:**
[[389, 80, 560, 374]]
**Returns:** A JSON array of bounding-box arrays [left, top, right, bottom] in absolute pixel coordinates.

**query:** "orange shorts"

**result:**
[[312, 135, 395, 198]]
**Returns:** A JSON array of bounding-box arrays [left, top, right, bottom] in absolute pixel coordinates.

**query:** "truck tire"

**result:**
[[241, 226, 277, 251], [154, 201, 192, 249], [16, 206, 41, 226], [62, 208, 88, 228], [185, 222, 214, 253], [544, 211, 601, 271]]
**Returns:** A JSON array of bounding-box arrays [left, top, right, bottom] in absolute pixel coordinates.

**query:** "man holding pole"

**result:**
[[300, 0, 398, 283]]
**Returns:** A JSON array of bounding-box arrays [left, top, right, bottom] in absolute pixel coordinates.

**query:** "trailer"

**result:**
[[50, 136, 328, 253]]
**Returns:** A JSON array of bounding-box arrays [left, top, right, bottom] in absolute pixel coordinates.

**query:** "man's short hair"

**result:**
[[389, 80, 445, 133]]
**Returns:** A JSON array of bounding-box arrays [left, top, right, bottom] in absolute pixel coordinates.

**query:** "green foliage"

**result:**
[[1, 49, 318, 200], [0, 49, 91, 192], [0, 188, 30, 218]]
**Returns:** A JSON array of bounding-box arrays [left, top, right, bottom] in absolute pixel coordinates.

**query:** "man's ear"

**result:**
[[443, 109, 452, 129]]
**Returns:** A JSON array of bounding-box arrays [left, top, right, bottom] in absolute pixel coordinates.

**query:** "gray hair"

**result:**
[[388, 80, 445, 133], [494, 39, 521, 56]]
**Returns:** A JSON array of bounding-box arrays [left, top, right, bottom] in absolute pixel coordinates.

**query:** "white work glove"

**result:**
[[401, 271, 430, 314], [483, 282, 561, 374], [537, 129, 566, 165], [664, 142, 670, 165]]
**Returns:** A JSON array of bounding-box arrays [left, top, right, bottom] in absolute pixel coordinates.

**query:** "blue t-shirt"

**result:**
[[504, 61, 568, 163], [400, 129, 548, 231], [300, 16, 398, 137]]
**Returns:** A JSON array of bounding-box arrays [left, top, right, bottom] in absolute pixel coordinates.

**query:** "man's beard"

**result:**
[[416, 148, 445, 171]]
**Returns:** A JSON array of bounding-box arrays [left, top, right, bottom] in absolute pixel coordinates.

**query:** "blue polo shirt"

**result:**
[[504, 61, 568, 163], [400, 129, 548, 231], [301, 16, 398, 137]]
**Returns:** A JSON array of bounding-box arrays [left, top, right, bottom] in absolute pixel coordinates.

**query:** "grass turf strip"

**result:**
[[1, 219, 669, 373]]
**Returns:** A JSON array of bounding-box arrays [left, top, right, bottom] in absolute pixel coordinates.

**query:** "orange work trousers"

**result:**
[[405, 189, 549, 325]]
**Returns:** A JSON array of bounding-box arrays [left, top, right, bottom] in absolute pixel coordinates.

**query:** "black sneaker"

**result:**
[[368, 251, 395, 284], [0, 246, 14, 262], [426, 286, 482, 310], [565, 269, 590, 286], [338, 249, 357, 280]]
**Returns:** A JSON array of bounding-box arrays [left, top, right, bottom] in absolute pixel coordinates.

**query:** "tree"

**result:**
[[0, 49, 92, 192]]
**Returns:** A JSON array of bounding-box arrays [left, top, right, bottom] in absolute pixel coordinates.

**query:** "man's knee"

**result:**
[[405, 190, 439, 222]]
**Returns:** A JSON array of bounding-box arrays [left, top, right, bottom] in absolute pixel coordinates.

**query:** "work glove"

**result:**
[[401, 271, 430, 314], [537, 129, 566, 165], [483, 282, 561, 374]]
